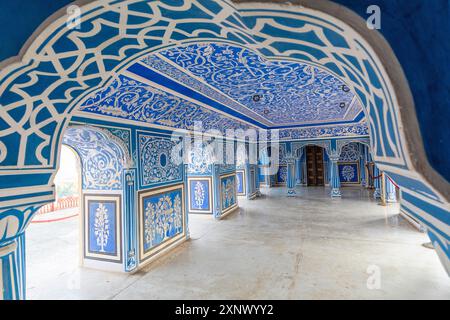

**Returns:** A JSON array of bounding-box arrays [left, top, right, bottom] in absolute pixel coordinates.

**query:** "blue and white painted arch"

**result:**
[[0, 0, 408, 172], [0, 0, 449, 299], [62, 125, 132, 190]]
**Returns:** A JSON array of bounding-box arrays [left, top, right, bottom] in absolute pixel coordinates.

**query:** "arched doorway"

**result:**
[[25, 125, 131, 299], [26, 145, 81, 299], [61, 126, 130, 271]]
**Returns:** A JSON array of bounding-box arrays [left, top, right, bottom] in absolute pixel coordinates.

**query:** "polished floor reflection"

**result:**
[[27, 186, 450, 300]]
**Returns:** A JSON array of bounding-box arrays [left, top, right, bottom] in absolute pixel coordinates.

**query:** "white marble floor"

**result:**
[[26, 186, 450, 300]]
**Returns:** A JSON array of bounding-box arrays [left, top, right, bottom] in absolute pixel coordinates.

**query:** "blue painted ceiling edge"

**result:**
[[0, 0, 446, 182]]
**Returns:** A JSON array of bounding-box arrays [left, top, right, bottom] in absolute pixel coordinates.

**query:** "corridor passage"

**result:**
[[27, 187, 450, 300]]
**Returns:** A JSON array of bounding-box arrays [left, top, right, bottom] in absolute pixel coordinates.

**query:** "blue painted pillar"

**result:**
[[255, 164, 261, 197], [123, 169, 137, 272], [212, 164, 221, 219], [286, 156, 296, 196], [183, 164, 190, 235], [245, 162, 252, 199], [364, 146, 371, 188], [360, 145, 366, 187], [295, 158, 302, 186], [329, 155, 341, 197], [323, 152, 329, 185], [385, 175, 397, 203], [0, 234, 25, 300], [0, 204, 38, 300], [373, 165, 382, 199]]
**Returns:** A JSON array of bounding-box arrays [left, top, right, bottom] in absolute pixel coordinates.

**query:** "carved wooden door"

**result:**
[[306, 146, 325, 186]]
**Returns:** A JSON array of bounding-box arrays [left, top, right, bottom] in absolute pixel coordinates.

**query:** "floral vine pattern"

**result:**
[[278, 125, 368, 141], [339, 142, 361, 162], [80, 75, 256, 134], [143, 189, 183, 252], [221, 175, 237, 211], [104, 127, 131, 154], [187, 141, 214, 175], [278, 143, 288, 165], [139, 134, 183, 187], [277, 166, 288, 183], [193, 181, 206, 209], [341, 165, 356, 182], [63, 127, 126, 190], [158, 43, 363, 126]]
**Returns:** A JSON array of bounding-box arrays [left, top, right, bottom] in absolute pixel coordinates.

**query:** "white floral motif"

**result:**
[[278, 124, 368, 141], [63, 127, 126, 190], [188, 141, 214, 174], [143, 191, 183, 250], [140, 135, 183, 186], [279, 166, 287, 182], [193, 181, 206, 209], [160, 43, 363, 126], [94, 203, 110, 252], [81, 75, 255, 134], [342, 165, 355, 182], [222, 178, 236, 209], [339, 143, 361, 161], [173, 195, 182, 230], [144, 202, 156, 247]]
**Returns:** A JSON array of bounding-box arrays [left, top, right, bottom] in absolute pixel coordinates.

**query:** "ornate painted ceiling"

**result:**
[[152, 43, 363, 127], [80, 74, 257, 134], [80, 42, 366, 135]]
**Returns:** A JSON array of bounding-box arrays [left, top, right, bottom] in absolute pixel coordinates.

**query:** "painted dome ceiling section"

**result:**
[[79, 74, 258, 134], [140, 42, 365, 128]]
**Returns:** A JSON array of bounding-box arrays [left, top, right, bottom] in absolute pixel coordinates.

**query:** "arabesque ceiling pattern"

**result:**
[[80, 41, 366, 133], [154, 42, 363, 126], [80, 74, 257, 134]]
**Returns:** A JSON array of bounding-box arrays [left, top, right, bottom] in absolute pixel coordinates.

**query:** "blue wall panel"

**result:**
[[219, 173, 237, 215], [188, 177, 212, 213], [338, 162, 360, 184], [84, 194, 122, 263], [139, 184, 185, 262], [236, 170, 246, 196], [87, 200, 117, 256]]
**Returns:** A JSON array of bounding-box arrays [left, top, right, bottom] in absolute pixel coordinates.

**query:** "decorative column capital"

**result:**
[[0, 205, 41, 245], [0, 241, 17, 257], [285, 152, 296, 165], [328, 150, 340, 162]]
